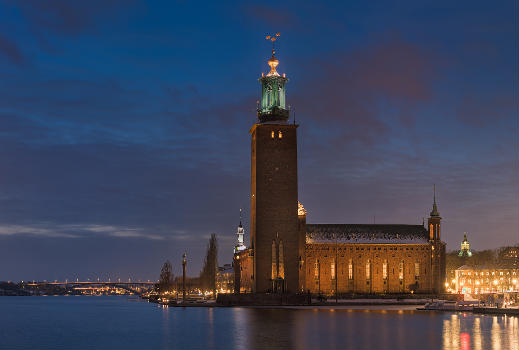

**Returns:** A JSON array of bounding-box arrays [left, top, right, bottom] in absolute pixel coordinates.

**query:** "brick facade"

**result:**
[[304, 243, 434, 294], [250, 123, 300, 293]]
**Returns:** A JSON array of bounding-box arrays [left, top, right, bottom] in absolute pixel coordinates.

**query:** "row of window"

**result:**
[[460, 271, 516, 276], [313, 260, 421, 281], [271, 131, 283, 139]]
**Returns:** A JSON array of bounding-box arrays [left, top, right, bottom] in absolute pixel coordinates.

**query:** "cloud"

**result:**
[[0, 225, 78, 238], [0, 223, 170, 240], [241, 4, 298, 28], [0, 33, 25, 65], [291, 36, 439, 157], [456, 93, 513, 127], [10, 0, 136, 37]]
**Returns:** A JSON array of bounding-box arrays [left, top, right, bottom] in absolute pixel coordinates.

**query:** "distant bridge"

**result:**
[[26, 281, 157, 286]]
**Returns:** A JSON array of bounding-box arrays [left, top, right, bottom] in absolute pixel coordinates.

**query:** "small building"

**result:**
[[216, 264, 234, 294]]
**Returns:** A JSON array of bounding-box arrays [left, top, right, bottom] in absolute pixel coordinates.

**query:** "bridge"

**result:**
[[25, 281, 157, 286], [25, 280, 158, 296]]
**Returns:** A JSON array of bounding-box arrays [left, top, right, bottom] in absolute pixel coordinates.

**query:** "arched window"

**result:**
[[271, 131, 275, 139], [278, 131, 283, 139], [366, 259, 371, 280]]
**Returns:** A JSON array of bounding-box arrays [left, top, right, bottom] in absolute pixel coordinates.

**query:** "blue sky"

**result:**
[[0, 0, 516, 281]]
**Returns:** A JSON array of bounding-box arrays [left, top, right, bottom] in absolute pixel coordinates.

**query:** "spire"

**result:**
[[430, 184, 440, 217], [239, 208, 243, 228]]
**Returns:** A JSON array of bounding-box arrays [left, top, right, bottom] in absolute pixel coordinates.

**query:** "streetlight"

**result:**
[[182, 253, 187, 302]]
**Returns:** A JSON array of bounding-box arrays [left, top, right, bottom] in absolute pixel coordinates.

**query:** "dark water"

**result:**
[[0, 296, 517, 350]]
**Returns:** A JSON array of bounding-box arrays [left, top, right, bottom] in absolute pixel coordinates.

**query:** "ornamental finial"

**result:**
[[265, 33, 281, 76]]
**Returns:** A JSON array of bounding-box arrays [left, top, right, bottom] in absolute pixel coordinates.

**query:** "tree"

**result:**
[[157, 260, 174, 294], [200, 234, 218, 296]]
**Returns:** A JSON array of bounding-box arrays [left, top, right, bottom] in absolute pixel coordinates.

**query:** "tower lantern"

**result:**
[[258, 33, 289, 123]]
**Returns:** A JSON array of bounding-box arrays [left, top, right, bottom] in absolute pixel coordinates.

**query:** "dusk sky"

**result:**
[[0, 0, 516, 281]]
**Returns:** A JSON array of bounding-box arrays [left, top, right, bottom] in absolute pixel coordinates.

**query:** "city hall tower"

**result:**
[[250, 37, 301, 293]]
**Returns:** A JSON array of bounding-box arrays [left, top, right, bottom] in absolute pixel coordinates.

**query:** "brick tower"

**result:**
[[250, 36, 300, 293]]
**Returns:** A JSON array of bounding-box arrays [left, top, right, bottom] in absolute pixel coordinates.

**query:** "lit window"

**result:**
[[348, 259, 353, 280], [415, 262, 420, 277], [331, 262, 335, 280], [366, 260, 371, 280], [314, 260, 319, 279], [271, 131, 275, 138], [278, 131, 283, 139], [399, 261, 404, 280], [383, 260, 388, 280]]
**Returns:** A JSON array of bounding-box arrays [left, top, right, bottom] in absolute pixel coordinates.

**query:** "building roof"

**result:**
[[306, 224, 429, 244]]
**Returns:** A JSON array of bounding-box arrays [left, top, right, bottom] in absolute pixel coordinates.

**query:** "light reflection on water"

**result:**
[[442, 312, 518, 350], [0, 296, 517, 350]]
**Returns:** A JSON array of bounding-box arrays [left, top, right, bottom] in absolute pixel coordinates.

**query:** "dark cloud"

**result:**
[[456, 93, 513, 127], [241, 4, 298, 28], [0, 33, 25, 65], [10, 0, 136, 36], [292, 37, 438, 149]]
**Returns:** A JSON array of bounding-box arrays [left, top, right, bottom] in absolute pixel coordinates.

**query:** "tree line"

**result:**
[[155, 234, 219, 296]]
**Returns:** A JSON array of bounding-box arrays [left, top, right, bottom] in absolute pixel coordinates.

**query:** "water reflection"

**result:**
[[491, 316, 501, 350], [442, 312, 518, 350], [1, 297, 518, 350], [473, 317, 481, 350]]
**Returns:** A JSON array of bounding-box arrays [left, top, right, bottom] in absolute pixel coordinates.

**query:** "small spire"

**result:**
[[430, 184, 440, 217], [239, 208, 243, 227]]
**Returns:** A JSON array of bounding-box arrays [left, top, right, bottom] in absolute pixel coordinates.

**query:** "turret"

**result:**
[[257, 33, 289, 123], [234, 208, 246, 253]]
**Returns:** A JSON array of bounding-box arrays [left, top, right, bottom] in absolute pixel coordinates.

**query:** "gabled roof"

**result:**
[[306, 224, 429, 244]]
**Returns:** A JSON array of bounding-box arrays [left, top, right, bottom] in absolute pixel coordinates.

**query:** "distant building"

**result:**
[[233, 45, 446, 295], [498, 246, 519, 269], [216, 264, 234, 293], [458, 233, 472, 257], [452, 265, 519, 294]]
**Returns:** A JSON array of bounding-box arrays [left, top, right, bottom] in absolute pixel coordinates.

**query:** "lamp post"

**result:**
[[318, 259, 321, 296], [335, 233, 338, 304], [182, 253, 187, 302]]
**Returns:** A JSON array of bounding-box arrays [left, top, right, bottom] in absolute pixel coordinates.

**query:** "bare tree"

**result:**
[[157, 260, 174, 294]]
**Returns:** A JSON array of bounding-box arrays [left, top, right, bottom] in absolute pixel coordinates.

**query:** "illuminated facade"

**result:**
[[234, 42, 446, 295], [453, 265, 519, 294]]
